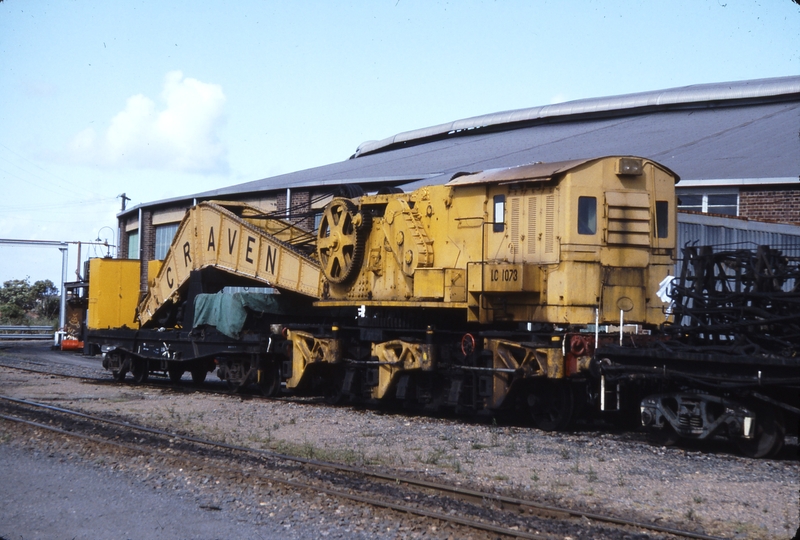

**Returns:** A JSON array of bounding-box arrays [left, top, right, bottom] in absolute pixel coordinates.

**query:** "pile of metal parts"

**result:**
[[666, 244, 800, 357]]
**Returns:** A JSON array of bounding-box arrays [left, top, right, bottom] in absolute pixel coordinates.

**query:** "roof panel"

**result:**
[[123, 77, 800, 217], [355, 75, 800, 157], [446, 158, 596, 186]]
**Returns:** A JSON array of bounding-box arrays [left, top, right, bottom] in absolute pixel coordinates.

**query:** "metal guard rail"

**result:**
[[0, 325, 54, 340]]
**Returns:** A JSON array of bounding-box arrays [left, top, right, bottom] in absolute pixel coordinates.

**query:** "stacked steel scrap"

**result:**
[[667, 244, 800, 357]]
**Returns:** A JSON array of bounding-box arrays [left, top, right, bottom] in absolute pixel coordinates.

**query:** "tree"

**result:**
[[31, 279, 59, 319], [0, 279, 37, 311], [0, 278, 60, 324]]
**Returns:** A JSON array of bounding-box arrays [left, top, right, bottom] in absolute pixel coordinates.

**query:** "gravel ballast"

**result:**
[[0, 343, 798, 539]]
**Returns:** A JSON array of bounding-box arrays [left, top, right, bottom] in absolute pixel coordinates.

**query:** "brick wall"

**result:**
[[139, 210, 155, 291], [739, 188, 800, 225], [118, 220, 129, 259], [276, 189, 313, 230]]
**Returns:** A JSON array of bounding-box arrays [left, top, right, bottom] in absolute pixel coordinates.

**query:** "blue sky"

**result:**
[[1, 0, 798, 287]]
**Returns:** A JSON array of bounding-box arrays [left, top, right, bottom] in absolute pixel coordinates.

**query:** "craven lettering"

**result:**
[[166, 267, 174, 288], [207, 227, 215, 251], [183, 242, 192, 267], [265, 245, 277, 275], [245, 236, 256, 264], [227, 229, 237, 254]]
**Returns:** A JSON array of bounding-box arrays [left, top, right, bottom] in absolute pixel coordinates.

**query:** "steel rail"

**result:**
[[0, 408, 551, 540], [0, 362, 105, 382], [0, 394, 725, 540]]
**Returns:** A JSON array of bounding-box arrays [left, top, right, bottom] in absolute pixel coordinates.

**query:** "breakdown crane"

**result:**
[[86, 156, 678, 431]]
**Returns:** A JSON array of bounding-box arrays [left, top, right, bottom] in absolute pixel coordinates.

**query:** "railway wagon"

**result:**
[[86, 156, 677, 431], [598, 244, 800, 458]]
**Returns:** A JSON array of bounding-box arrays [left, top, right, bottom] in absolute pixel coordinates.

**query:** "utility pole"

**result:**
[[118, 193, 131, 212]]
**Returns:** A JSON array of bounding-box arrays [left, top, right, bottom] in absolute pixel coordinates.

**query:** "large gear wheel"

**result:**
[[317, 198, 369, 284]]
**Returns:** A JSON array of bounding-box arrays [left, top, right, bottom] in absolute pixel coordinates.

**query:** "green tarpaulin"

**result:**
[[193, 292, 285, 339]]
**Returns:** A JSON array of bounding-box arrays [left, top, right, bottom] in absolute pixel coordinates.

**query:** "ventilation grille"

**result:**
[[606, 191, 651, 246], [509, 197, 520, 254], [527, 197, 537, 255], [544, 194, 555, 254]]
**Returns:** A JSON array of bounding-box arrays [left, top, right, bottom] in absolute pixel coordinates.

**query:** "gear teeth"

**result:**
[[318, 198, 370, 284]]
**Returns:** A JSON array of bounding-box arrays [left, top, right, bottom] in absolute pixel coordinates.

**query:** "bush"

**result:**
[[0, 303, 27, 324], [0, 278, 60, 325]]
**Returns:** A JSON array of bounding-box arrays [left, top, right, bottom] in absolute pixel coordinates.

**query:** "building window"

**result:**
[[577, 196, 597, 235], [677, 194, 704, 213], [493, 195, 505, 232], [127, 231, 139, 260], [707, 194, 738, 216], [154, 223, 180, 260], [677, 191, 738, 216]]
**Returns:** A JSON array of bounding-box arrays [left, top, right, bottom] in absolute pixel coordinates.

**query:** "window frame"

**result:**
[[154, 223, 180, 260], [677, 188, 739, 217], [493, 194, 505, 233], [577, 196, 597, 235], [127, 230, 139, 260], [655, 200, 669, 238]]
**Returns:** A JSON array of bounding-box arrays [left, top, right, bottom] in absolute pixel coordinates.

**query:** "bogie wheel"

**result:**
[[168, 365, 184, 384], [222, 361, 250, 392], [323, 368, 347, 405], [110, 354, 128, 382], [646, 426, 680, 447], [528, 381, 575, 432], [257, 364, 282, 397], [317, 198, 369, 284], [190, 367, 207, 386], [130, 358, 149, 384], [736, 405, 785, 458]]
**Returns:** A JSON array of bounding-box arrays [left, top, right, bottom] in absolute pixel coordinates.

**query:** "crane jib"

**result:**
[[176, 228, 278, 275], [137, 201, 321, 327]]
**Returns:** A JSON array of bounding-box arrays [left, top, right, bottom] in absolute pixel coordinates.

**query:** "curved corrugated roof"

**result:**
[[354, 76, 800, 157], [120, 75, 800, 219]]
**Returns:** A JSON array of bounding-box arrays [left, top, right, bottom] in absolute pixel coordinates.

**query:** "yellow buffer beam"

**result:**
[[138, 201, 321, 326]]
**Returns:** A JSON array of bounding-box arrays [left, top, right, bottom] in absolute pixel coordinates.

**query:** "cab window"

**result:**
[[578, 196, 597, 235], [655, 200, 669, 238], [493, 195, 505, 232]]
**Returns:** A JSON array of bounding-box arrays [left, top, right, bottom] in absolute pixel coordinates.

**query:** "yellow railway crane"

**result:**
[[88, 156, 678, 431], [83, 157, 800, 454]]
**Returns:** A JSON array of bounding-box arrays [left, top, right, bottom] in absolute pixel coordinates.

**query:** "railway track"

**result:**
[[0, 360, 102, 381], [0, 358, 328, 407], [0, 394, 724, 540], [4, 357, 799, 464], [3, 357, 798, 460]]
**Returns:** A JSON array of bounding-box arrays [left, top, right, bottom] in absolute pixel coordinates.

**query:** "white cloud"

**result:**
[[69, 71, 227, 173], [549, 93, 569, 104]]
